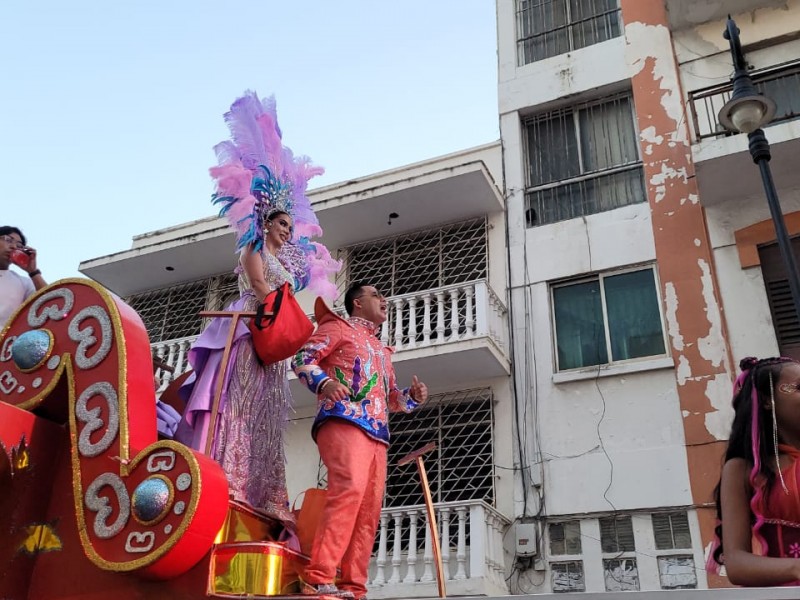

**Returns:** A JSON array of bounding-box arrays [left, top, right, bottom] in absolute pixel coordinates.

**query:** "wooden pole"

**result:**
[[398, 442, 446, 598], [198, 309, 259, 457]]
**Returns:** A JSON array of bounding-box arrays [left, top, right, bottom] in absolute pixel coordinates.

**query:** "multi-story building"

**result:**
[[79, 143, 514, 598], [498, 0, 800, 593]]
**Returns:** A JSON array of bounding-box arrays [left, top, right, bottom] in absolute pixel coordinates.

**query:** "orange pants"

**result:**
[[305, 419, 387, 598]]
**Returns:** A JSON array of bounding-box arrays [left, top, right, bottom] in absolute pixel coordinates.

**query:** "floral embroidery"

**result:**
[[789, 542, 800, 558]]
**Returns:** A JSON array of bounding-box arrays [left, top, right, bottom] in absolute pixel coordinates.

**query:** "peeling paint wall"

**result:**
[[621, 0, 734, 581]]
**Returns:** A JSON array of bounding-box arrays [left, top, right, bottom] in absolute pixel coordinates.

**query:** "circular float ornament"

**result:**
[[132, 476, 173, 525], [11, 330, 54, 372]]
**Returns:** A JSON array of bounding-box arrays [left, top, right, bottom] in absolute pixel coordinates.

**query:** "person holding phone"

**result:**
[[0, 226, 46, 327]]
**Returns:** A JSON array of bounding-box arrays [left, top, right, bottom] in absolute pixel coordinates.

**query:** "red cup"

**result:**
[[10, 248, 30, 269]]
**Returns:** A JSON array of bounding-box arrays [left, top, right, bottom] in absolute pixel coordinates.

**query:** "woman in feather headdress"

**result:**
[[176, 92, 339, 527]]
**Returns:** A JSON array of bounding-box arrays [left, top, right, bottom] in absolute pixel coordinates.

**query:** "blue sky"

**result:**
[[1, 1, 499, 281]]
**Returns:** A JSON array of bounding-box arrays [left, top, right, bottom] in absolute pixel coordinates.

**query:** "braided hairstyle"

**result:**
[[710, 356, 797, 567]]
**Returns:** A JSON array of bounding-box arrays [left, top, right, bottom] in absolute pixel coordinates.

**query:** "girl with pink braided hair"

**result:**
[[709, 356, 800, 585]]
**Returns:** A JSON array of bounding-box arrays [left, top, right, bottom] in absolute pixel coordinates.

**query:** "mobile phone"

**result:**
[[10, 248, 31, 269]]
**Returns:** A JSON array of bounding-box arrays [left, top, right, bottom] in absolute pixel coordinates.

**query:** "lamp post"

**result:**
[[717, 17, 800, 322]]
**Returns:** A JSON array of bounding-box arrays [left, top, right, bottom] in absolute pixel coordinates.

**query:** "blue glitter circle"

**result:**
[[11, 330, 52, 371], [132, 477, 171, 523]]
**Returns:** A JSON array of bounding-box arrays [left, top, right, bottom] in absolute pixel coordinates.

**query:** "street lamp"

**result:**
[[717, 16, 800, 322]]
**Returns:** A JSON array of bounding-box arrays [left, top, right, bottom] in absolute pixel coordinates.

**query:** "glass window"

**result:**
[[652, 512, 692, 550], [658, 556, 698, 589], [524, 95, 645, 227], [517, 0, 621, 65], [552, 267, 666, 371], [599, 516, 635, 553], [549, 520, 582, 555], [603, 558, 639, 591], [551, 561, 585, 593]]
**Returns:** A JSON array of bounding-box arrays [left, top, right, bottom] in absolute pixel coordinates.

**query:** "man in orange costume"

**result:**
[[293, 282, 429, 599]]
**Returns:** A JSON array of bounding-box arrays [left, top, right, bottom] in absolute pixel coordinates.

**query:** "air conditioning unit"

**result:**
[[514, 522, 539, 557]]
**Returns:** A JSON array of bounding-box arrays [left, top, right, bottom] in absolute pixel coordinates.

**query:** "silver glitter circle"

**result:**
[[32, 377, 42, 388], [11, 329, 52, 371], [0, 337, 15, 362], [28, 288, 75, 327], [175, 473, 191, 492], [164, 524, 173, 535], [84, 472, 130, 539], [17, 386, 25, 393], [68, 306, 113, 370], [173, 501, 186, 515], [76, 382, 119, 458], [132, 477, 171, 524], [47, 356, 60, 370]]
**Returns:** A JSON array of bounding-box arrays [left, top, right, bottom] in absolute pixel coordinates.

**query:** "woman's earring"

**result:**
[[770, 373, 790, 494]]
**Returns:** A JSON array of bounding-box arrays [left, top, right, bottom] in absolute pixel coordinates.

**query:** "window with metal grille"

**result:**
[[759, 240, 800, 361], [125, 272, 238, 343], [549, 521, 582, 555], [385, 387, 494, 508], [652, 512, 691, 550], [516, 0, 621, 65], [551, 265, 667, 371], [337, 218, 487, 299], [551, 561, 585, 593], [600, 516, 639, 591], [524, 94, 645, 227]]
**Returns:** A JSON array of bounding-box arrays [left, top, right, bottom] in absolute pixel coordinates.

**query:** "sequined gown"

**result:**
[[177, 250, 296, 525]]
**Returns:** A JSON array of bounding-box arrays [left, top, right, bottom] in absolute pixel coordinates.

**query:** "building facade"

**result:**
[[498, 0, 800, 593], [79, 143, 515, 597]]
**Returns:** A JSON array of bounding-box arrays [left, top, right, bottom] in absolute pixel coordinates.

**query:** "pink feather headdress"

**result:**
[[211, 91, 339, 298]]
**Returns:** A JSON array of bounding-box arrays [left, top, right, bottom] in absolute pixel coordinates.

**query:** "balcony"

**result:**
[[687, 61, 800, 207], [367, 500, 511, 599], [153, 279, 510, 401], [664, 0, 785, 30]]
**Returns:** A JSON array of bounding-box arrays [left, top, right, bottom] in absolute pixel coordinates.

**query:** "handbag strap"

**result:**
[[253, 285, 285, 330]]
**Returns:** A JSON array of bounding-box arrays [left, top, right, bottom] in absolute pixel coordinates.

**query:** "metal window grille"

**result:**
[[759, 240, 800, 360], [603, 558, 640, 592], [369, 388, 494, 552], [336, 218, 488, 301], [516, 0, 621, 66], [125, 272, 238, 343], [549, 520, 582, 556], [652, 512, 692, 550], [524, 94, 645, 227], [600, 516, 639, 591], [385, 387, 495, 508], [551, 561, 585, 593]]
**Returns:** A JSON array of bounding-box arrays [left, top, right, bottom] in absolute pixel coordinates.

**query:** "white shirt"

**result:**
[[0, 268, 35, 327]]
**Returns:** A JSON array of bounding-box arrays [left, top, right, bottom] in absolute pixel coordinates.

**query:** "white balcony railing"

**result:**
[[151, 280, 508, 392], [368, 500, 510, 597], [377, 280, 508, 354]]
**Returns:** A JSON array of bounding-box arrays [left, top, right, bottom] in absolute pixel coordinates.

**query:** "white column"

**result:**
[[389, 510, 403, 584], [374, 512, 389, 585], [449, 289, 460, 342], [421, 514, 435, 582], [155, 344, 167, 390], [464, 285, 475, 338], [175, 339, 188, 377], [440, 507, 451, 581], [421, 294, 432, 347], [393, 298, 404, 350], [380, 320, 390, 345], [435, 291, 446, 343], [455, 506, 468, 580], [406, 297, 418, 349], [404, 509, 419, 583], [474, 281, 489, 338], [469, 504, 487, 582], [164, 342, 177, 386]]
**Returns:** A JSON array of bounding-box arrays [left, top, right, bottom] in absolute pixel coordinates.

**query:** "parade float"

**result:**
[[0, 279, 316, 599]]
